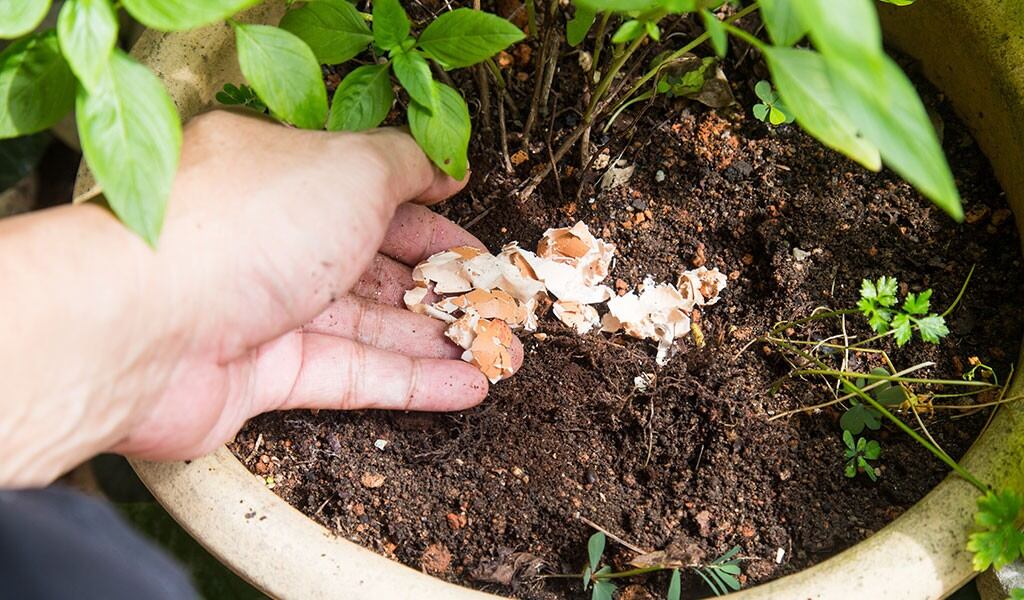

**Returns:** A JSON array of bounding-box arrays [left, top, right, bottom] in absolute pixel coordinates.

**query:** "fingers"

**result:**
[[276, 332, 490, 412], [304, 295, 526, 370], [358, 128, 469, 206], [351, 254, 418, 307], [304, 296, 462, 360], [379, 203, 487, 266]]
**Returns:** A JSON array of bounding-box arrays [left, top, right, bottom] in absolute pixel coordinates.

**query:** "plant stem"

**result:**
[[525, 0, 538, 38], [590, 11, 612, 83], [594, 566, 669, 580], [789, 369, 997, 388], [723, 22, 765, 51], [769, 308, 860, 335], [842, 376, 989, 493], [619, 3, 758, 107], [942, 264, 976, 318], [584, 30, 650, 121]]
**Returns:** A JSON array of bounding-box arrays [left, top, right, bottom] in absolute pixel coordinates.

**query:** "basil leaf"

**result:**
[[700, 10, 726, 58], [327, 63, 393, 132], [757, 0, 806, 46], [76, 50, 182, 245], [826, 52, 962, 220], [392, 50, 436, 114], [372, 0, 410, 52], [0, 31, 76, 138], [418, 8, 524, 69], [121, 0, 261, 31], [566, 4, 597, 47], [233, 23, 328, 130], [279, 0, 372, 65], [57, 0, 119, 89], [611, 20, 644, 44], [794, 0, 882, 66], [408, 82, 470, 180], [764, 47, 880, 170], [0, 0, 52, 39]]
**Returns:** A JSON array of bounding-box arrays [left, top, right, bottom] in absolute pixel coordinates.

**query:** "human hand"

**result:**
[[0, 110, 523, 484]]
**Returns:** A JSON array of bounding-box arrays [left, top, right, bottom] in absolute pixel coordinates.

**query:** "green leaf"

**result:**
[[876, 276, 898, 305], [76, 49, 182, 245], [592, 580, 616, 600], [611, 19, 644, 44], [768, 106, 785, 126], [57, 0, 119, 89], [825, 52, 962, 220], [914, 314, 949, 344], [373, 0, 410, 51], [861, 460, 878, 481], [567, 4, 597, 47], [233, 23, 328, 130], [968, 490, 1024, 571], [874, 385, 906, 406], [863, 440, 881, 460], [279, 0, 373, 65], [1012, 588, 1024, 600], [0, 0, 52, 38], [327, 63, 393, 131], [644, 20, 661, 42], [859, 278, 878, 300], [752, 103, 768, 122], [667, 569, 681, 600], [763, 47, 880, 171], [891, 312, 913, 347], [587, 531, 606, 572], [701, 10, 726, 58], [844, 460, 856, 478], [393, 50, 436, 114], [757, 0, 806, 46], [714, 569, 741, 591], [793, 0, 882, 66], [122, 0, 261, 31], [902, 289, 932, 315], [754, 80, 773, 103], [842, 429, 855, 450], [0, 31, 76, 139], [215, 83, 266, 113], [880, 0, 914, 4], [418, 8, 525, 69], [408, 82, 470, 180], [841, 402, 881, 434], [582, 565, 592, 588]]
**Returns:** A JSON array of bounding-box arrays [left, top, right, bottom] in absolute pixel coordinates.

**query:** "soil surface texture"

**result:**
[[229, 6, 1024, 598]]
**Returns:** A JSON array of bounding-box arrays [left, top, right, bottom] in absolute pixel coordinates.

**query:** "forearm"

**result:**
[[0, 202, 176, 487]]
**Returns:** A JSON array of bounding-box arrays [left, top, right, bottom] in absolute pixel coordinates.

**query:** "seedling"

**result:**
[[750, 269, 1024, 574], [839, 368, 906, 434], [215, 83, 267, 114], [560, 531, 743, 598], [858, 277, 950, 346], [752, 80, 793, 126], [842, 430, 881, 481]]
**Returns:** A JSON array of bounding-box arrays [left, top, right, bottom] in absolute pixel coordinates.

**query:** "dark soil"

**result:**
[[229, 6, 1024, 598]]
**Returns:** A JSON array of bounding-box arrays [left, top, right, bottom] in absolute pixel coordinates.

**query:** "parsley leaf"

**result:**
[[915, 314, 949, 344], [891, 313, 914, 346], [967, 489, 1024, 571], [902, 289, 932, 315]]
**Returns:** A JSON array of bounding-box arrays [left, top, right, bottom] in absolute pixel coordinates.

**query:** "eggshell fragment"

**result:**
[[406, 221, 725, 377], [552, 301, 600, 335]]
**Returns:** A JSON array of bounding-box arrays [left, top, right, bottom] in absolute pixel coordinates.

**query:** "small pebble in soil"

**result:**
[[374, 439, 389, 451], [654, 169, 666, 182], [360, 472, 386, 488]]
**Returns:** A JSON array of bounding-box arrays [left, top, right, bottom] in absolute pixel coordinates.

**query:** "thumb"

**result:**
[[357, 128, 469, 206]]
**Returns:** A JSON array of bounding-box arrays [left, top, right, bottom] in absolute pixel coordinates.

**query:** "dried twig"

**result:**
[[577, 515, 651, 555]]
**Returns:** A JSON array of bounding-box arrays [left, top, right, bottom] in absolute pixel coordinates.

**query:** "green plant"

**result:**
[[857, 277, 950, 346], [560, 531, 743, 598], [967, 490, 1024, 571], [754, 270, 1024, 576], [531, 0, 963, 223], [842, 429, 881, 481], [752, 79, 792, 125], [0, 0, 520, 244], [216, 83, 267, 114], [839, 368, 906, 434]]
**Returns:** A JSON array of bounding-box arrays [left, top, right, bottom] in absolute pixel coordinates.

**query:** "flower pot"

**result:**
[[79, 1, 1024, 598]]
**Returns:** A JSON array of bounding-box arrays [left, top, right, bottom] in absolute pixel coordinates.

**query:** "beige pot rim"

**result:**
[[111, 1, 1024, 598]]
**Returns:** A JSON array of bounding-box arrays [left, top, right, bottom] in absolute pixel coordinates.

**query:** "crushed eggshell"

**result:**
[[405, 221, 727, 380]]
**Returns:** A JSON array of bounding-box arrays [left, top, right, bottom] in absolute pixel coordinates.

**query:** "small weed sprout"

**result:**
[[751, 267, 1024, 574], [752, 80, 793, 126], [215, 83, 267, 114], [560, 531, 743, 598], [842, 430, 881, 481]]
